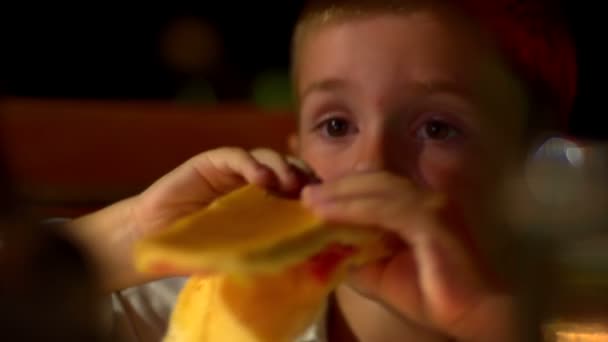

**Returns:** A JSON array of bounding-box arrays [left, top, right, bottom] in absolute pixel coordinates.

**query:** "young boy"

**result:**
[[68, 0, 577, 340]]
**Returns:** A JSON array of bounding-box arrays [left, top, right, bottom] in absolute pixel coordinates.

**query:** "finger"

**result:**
[[347, 249, 426, 321], [195, 147, 275, 192], [407, 215, 489, 331], [139, 147, 278, 225], [302, 172, 417, 205], [304, 187, 432, 234], [285, 155, 321, 184], [138, 147, 267, 208], [250, 148, 300, 193], [343, 207, 486, 329]]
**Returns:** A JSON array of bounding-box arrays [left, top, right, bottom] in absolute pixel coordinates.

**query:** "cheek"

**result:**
[[418, 150, 473, 194], [418, 144, 512, 231], [418, 147, 488, 217]]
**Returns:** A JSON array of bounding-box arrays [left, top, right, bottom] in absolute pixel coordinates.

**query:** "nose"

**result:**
[[350, 118, 420, 180], [352, 123, 400, 173]]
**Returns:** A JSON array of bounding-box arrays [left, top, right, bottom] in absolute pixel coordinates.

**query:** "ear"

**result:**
[[287, 132, 300, 157]]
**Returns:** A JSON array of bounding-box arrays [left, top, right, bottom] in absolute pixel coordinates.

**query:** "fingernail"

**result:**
[[286, 156, 311, 173]]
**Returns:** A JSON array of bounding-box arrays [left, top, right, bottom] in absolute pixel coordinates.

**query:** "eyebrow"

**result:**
[[418, 80, 473, 100], [300, 79, 350, 101], [300, 77, 473, 103]]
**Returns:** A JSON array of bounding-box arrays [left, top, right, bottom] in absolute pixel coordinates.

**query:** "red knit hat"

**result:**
[[457, 0, 577, 127]]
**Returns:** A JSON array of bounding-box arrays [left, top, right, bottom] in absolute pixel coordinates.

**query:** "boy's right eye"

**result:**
[[316, 117, 356, 137]]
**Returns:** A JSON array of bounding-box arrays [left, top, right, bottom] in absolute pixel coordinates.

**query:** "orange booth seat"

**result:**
[[0, 98, 296, 217]]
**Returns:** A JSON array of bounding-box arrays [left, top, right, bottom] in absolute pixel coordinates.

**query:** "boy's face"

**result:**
[[295, 9, 529, 226]]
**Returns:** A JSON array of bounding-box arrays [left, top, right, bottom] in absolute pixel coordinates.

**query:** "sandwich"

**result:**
[[134, 184, 391, 342]]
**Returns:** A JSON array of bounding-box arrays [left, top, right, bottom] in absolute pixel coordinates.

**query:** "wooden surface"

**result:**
[[0, 98, 296, 216]]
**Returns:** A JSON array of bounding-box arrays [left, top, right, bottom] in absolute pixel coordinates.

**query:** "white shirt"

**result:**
[[109, 277, 327, 342]]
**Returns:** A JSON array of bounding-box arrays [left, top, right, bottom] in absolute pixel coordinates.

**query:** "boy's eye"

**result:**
[[418, 120, 459, 140], [318, 117, 355, 137]]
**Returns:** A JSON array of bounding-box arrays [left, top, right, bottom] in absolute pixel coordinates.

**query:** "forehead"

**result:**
[[296, 11, 526, 123], [297, 10, 496, 92], [295, 11, 528, 144]]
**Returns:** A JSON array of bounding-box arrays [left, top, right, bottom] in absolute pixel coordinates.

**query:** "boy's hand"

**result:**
[[302, 171, 516, 342], [131, 147, 306, 240], [69, 147, 308, 291]]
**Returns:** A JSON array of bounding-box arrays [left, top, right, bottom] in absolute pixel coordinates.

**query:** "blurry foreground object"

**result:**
[[0, 219, 106, 341], [503, 137, 608, 341]]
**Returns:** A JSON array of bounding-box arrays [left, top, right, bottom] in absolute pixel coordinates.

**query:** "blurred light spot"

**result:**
[[548, 323, 608, 342], [526, 136, 583, 208], [252, 69, 293, 110], [555, 331, 608, 341], [175, 79, 216, 104], [565, 146, 584, 167], [534, 137, 575, 163], [160, 16, 222, 75], [532, 136, 587, 167]]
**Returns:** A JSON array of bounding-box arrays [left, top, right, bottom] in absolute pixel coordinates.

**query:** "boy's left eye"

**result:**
[[317, 117, 356, 138], [417, 120, 460, 140]]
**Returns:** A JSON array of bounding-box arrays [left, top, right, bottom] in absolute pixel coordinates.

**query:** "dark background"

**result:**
[[0, 2, 605, 139]]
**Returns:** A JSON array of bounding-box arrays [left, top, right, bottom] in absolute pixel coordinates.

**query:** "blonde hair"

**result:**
[[289, 0, 577, 129], [290, 1, 430, 92]]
